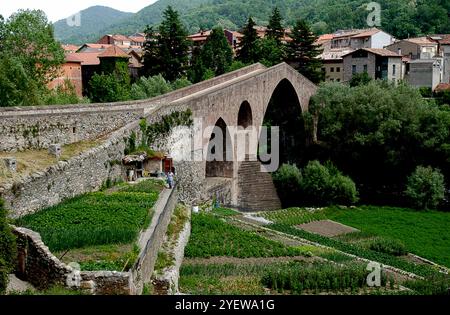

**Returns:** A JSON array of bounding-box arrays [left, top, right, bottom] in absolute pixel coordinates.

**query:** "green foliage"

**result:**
[[276, 161, 358, 207], [404, 273, 450, 295], [184, 213, 305, 258], [41, 80, 89, 105], [261, 262, 387, 294], [130, 74, 192, 100], [88, 73, 130, 103], [272, 164, 302, 207], [211, 207, 240, 217], [310, 81, 450, 207], [130, 74, 172, 100], [349, 72, 372, 87], [80, 244, 140, 271], [287, 19, 324, 83], [0, 53, 41, 106], [268, 223, 437, 277], [145, 109, 193, 145], [405, 166, 446, 210], [228, 61, 248, 72], [237, 17, 259, 64], [366, 238, 407, 257], [0, 10, 64, 87], [266, 7, 284, 45], [124, 131, 137, 155], [16, 180, 161, 252], [199, 26, 234, 77], [0, 199, 16, 295], [257, 37, 286, 67], [321, 205, 450, 268], [260, 207, 326, 226], [155, 6, 190, 81], [0, 10, 64, 106]]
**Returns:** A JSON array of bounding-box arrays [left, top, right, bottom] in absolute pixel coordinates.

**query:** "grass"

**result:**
[[184, 213, 306, 259], [268, 223, 438, 277], [260, 207, 326, 226], [211, 207, 240, 217], [322, 205, 450, 268], [16, 179, 161, 252], [0, 139, 102, 186]]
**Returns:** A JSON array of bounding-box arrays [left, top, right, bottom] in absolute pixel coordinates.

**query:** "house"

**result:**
[[129, 34, 146, 47], [319, 49, 352, 82], [385, 37, 439, 60], [342, 48, 402, 83], [61, 44, 80, 54], [47, 54, 83, 97], [187, 29, 243, 52], [432, 34, 450, 83], [65, 52, 101, 96], [97, 34, 132, 46], [405, 59, 442, 91], [331, 28, 395, 50]]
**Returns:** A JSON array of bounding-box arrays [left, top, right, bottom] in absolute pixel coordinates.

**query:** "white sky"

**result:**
[[0, 0, 158, 22]]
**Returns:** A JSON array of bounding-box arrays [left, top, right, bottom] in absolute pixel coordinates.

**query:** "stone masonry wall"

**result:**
[[0, 64, 264, 152]]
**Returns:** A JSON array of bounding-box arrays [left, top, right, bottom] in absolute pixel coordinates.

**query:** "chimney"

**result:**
[[398, 48, 402, 56]]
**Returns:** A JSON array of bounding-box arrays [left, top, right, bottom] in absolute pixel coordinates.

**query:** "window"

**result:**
[[336, 79, 341, 82], [363, 65, 368, 72], [393, 64, 396, 76], [336, 67, 340, 72], [352, 65, 357, 74], [330, 67, 335, 72]]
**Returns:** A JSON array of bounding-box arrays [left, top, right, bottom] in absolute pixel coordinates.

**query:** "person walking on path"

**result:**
[[167, 170, 175, 189]]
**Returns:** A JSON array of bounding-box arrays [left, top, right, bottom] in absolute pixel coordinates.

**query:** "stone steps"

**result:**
[[237, 160, 281, 212]]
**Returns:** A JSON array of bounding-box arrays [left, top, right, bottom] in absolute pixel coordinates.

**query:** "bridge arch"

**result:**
[[237, 101, 253, 128], [260, 78, 307, 166], [205, 117, 234, 178]]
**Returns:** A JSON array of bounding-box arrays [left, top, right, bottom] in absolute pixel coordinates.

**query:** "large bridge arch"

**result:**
[[205, 117, 234, 178]]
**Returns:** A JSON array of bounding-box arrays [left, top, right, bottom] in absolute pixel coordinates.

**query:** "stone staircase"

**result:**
[[237, 159, 281, 212]]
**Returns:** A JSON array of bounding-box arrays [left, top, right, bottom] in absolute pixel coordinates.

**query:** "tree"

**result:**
[[158, 6, 190, 81], [187, 43, 208, 83], [309, 81, 450, 206], [0, 10, 64, 87], [142, 25, 162, 77], [257, 37, 286, 67], [287, 19, 324, 83], [237, 17, 260, 64], [0, 198, 16, 295], [266, 7, 284, 45], [0, 53, 41, 106], [349, 72, 372, 87], [200, 27, 233, 76], [88, 73, 130, 103], [405, 166, 446, 210]]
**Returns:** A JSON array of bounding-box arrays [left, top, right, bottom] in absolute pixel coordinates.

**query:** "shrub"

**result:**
[[272, 164, 302, 207], [301, 161, 358, 206], [405, 166, 446, 210], [0, 199, 16, 294], [88, 73, 130, 103], [367, 238, 407, 256]]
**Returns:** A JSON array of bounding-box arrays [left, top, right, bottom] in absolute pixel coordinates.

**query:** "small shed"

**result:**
[[122, 153, 147, 181]]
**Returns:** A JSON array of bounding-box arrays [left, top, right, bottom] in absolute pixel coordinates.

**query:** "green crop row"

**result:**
[[260, 208, 326, 226], [261, 261, 389, 294], [184, 214, 306, 258], [16, 180, 161, 252], [268, 224, 439, 278]]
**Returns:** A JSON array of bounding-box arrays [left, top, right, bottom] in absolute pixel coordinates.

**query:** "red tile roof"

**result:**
[[351, 28, 381, 38], [405, 37, 437, 45], [435, 83, 450, 92], [98, 45, 129, 58], [62, 44, 80, 52], [66, 52, 100, 66]]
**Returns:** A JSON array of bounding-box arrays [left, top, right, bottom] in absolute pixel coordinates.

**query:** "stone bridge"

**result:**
[[0, 63, 316, 214]]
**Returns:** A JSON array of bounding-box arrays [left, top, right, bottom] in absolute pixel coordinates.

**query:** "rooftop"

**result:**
[[343, 48, 402, 58], [98, 45, 130, 58]]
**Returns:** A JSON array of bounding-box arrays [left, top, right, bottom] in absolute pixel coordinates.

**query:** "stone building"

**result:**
[[342, 48, 403, 83], [405, 59, 442, 91], [385, 37, 439, 60], [331, 28, 395, 50], [47, 54, 83, 98]]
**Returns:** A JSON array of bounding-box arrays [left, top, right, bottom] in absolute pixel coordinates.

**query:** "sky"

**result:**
[[0, 0, 158, 22]]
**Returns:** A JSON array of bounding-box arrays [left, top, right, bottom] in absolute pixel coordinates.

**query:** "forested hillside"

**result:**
[[54, 0, 450, 44]]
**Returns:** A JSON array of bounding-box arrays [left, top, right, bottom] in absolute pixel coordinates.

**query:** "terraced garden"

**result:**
[[16, 179, 165, 271], [179, 208, 448, 295]]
